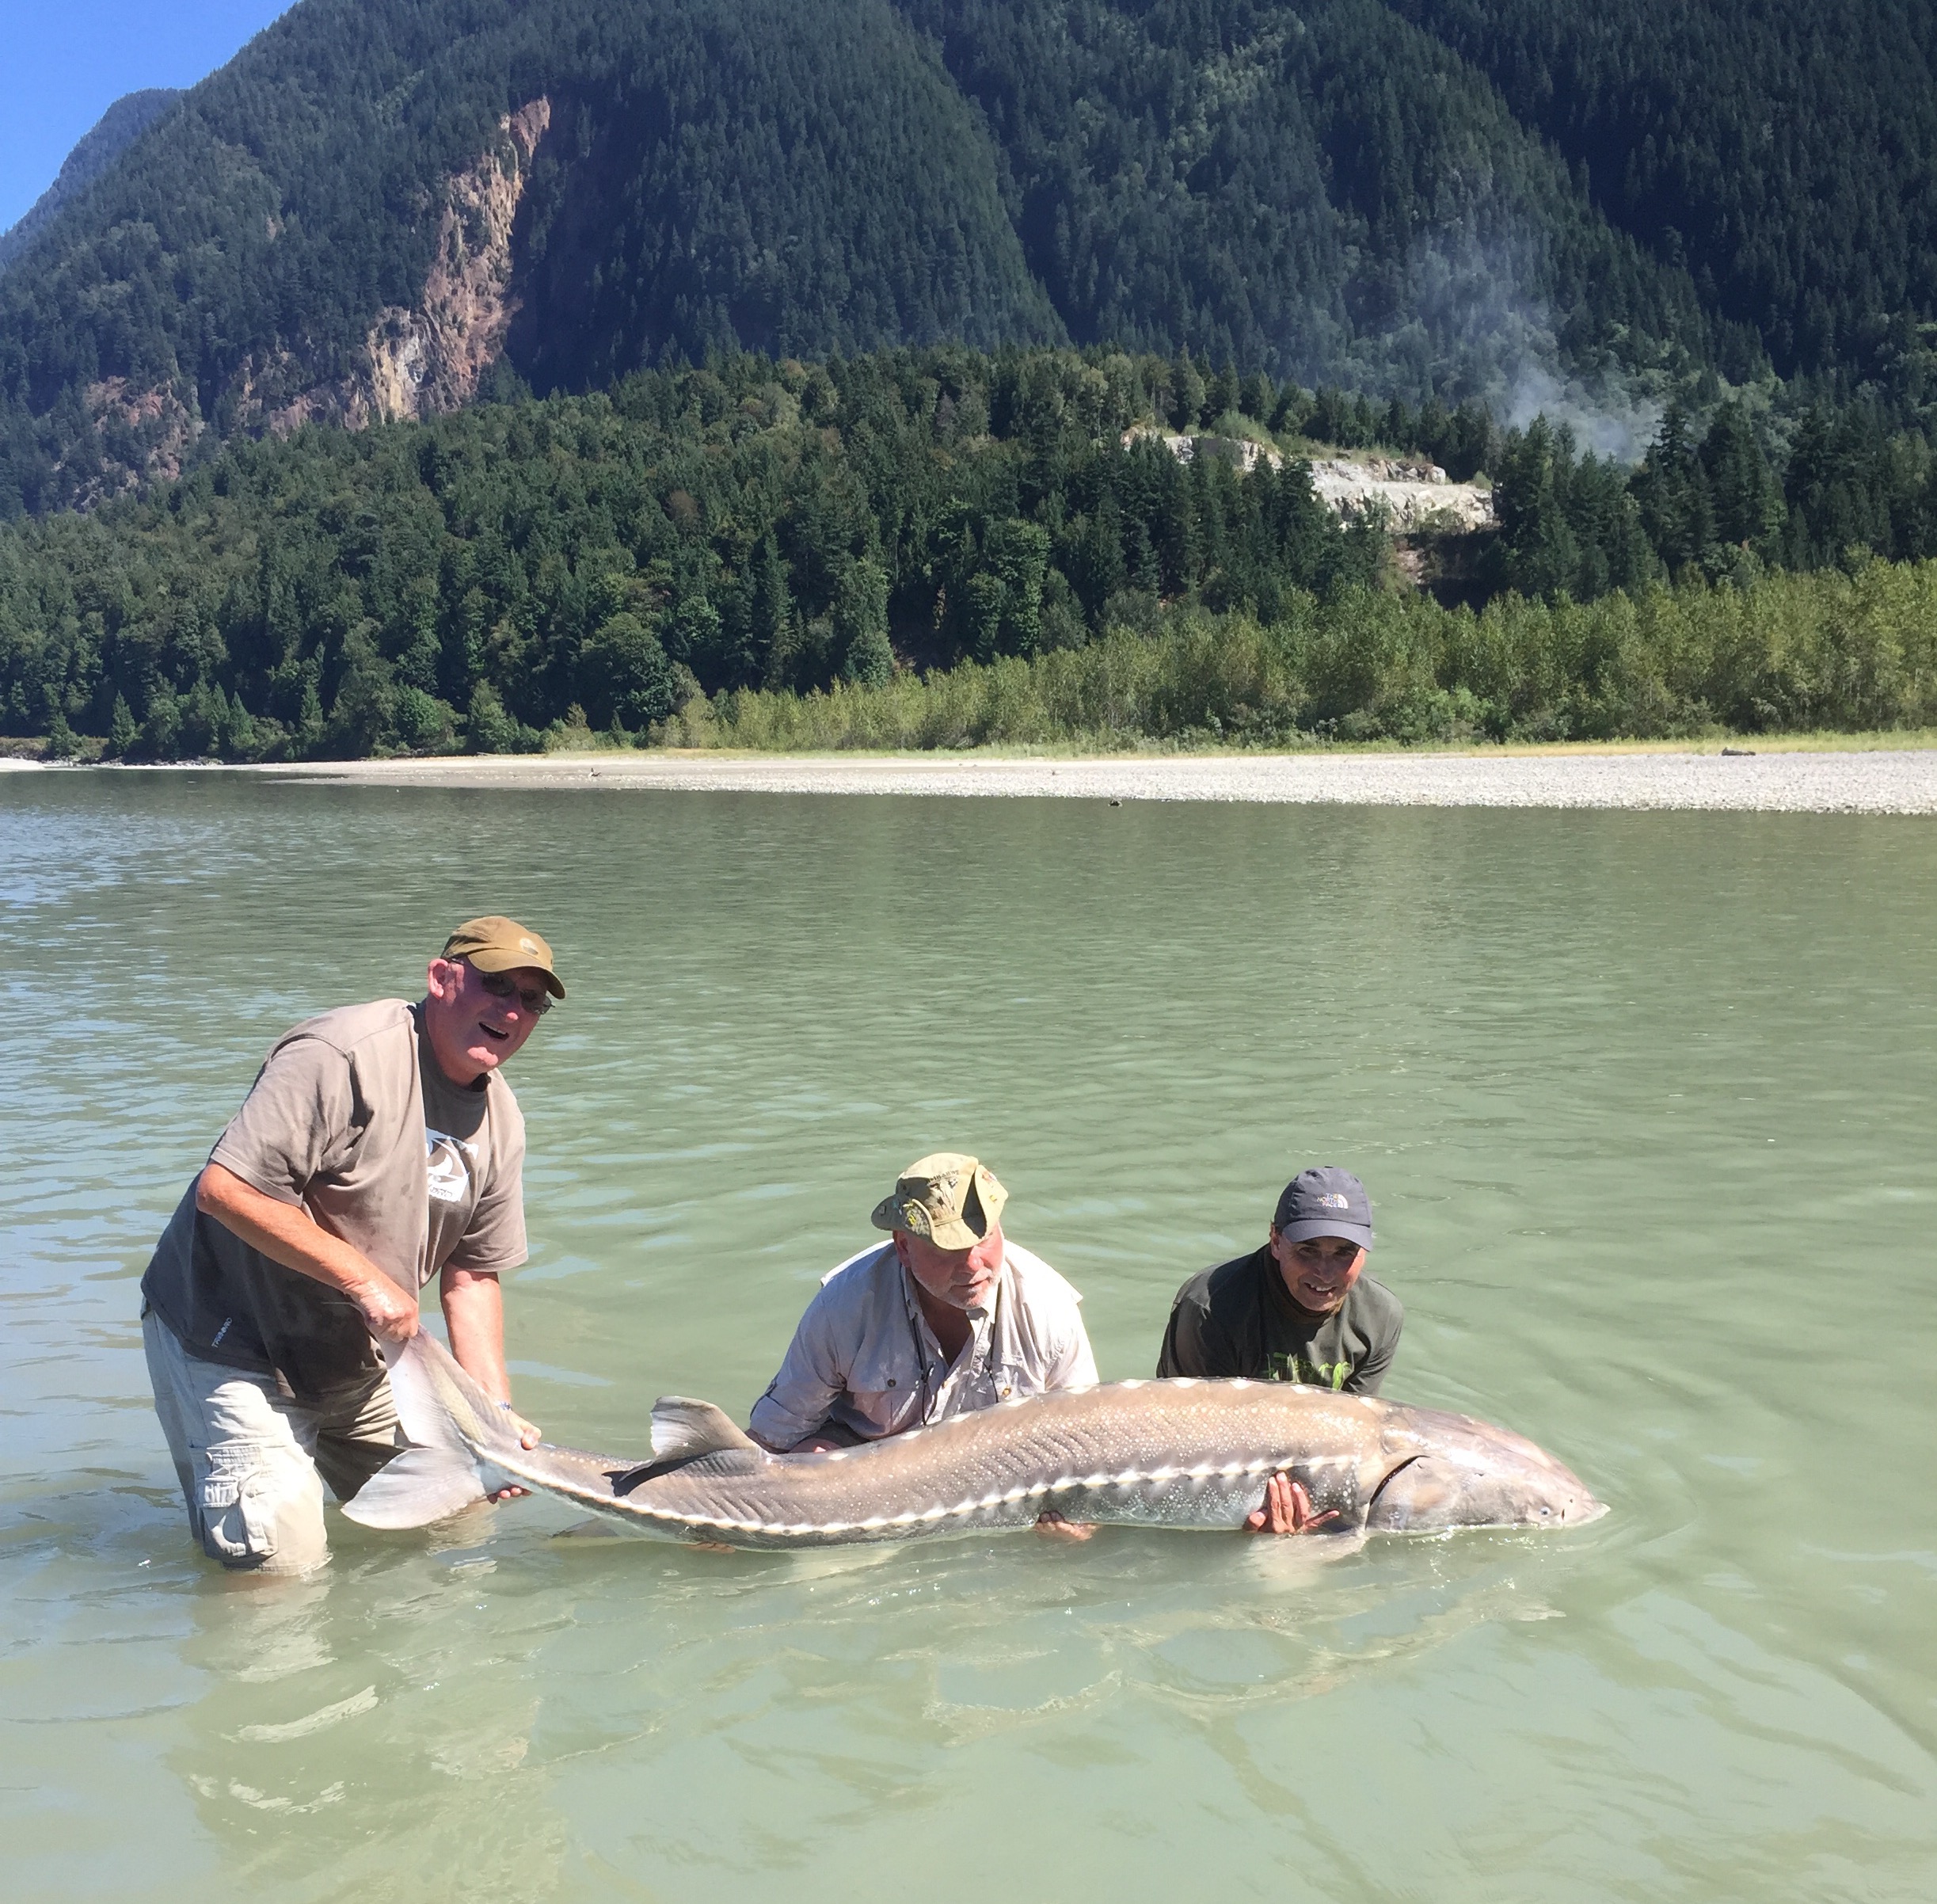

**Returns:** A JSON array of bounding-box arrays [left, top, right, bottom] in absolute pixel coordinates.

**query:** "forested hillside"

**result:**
[[1, 348, 1383, 758], [0, 89, 182, 275], [0, 0, 1753, 517], [7, 2, 1937, 756], [7, 345, 1935, 760], [1392, 0, 1937, 393], [9, 0, 1935, 526]]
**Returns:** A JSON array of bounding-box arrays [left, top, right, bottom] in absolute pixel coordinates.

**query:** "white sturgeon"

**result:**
[[345, 1333, 1606, 1547]]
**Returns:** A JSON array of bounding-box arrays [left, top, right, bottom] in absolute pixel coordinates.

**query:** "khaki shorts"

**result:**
[[143, 1307, 402, 1574]]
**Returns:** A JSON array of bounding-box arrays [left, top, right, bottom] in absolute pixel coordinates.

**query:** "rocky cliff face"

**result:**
[[61, 99, 554, 501], [358, 97, 551, 423], [242, 97, 552, 436]]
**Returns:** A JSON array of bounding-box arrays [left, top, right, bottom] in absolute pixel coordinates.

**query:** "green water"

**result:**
[[3, 773, 1933, 1902]]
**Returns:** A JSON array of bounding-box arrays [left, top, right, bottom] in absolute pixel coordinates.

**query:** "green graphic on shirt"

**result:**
[[1263, 1350, 1350, 1390]]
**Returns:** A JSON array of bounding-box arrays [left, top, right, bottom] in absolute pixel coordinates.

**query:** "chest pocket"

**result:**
[[983, 1355, 1025, 1402], [843, 1338, 929, 1434]]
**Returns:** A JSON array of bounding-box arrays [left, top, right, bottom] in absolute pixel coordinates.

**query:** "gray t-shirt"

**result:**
[[141, 999, 527, 1401], [1157, 1246, 1403, 1395]]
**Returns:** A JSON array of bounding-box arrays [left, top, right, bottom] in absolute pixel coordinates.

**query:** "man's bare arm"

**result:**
[[440, 1265, 540, 1449], [196, 1161, 421, 1340]]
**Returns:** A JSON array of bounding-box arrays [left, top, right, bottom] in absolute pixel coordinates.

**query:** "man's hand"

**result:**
[[1245, 1472, 1339, 1536], [197, 1163, 421, 1339], [481, 1405, 544, 1502], [352, 1274, 423, 1342], [1033, 1511, 1095, 1541]]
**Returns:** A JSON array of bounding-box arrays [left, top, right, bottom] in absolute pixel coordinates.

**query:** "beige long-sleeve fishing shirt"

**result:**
[[748, 1240, 1098, 1449]]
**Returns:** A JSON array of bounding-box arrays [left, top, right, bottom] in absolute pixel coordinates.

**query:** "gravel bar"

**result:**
[[207, 747, 1937, 813]]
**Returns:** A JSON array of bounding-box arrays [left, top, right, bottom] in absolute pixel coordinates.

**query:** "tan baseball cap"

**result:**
[[870, 1152, 1008, 1249], [442, 916, 565, 999]]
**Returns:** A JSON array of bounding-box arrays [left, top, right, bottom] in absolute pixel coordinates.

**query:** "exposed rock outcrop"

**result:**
[[230, 98, 551, 437], [1305, 457, 1494, 533], [356, 97, 551, 423], [59, 101, 554, 502], [58, 377, 200, 509], [1121, 424, 1494, 531]]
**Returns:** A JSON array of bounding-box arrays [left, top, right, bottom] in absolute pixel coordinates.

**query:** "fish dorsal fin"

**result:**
[[650, 1396, 761, 1463]]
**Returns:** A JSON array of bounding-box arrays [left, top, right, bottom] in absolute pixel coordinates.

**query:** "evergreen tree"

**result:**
[[107, 692, 138, 757], [1631, 405, 1716, 576], [834, 558, 892, 685], [1204, 364, 1240, 427], [1699, 402, 1781, 550], [1169, 352, 1206, 433]]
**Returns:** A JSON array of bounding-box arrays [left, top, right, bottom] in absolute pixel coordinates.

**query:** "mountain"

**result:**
[[0, 0, 1931, 520], [0, 0, 1699, 516], [0, 89, 183, 276], [1390, 0, 1937, 385]]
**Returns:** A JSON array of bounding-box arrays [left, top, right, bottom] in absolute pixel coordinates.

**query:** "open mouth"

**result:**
[[478, 1021, 511, 1044]]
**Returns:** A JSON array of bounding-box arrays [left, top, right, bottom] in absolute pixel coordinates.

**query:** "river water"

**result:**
[[2, 771, 1932, 1902]]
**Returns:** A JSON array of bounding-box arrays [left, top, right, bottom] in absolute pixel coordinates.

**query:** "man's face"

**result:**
[[1269, 1227, 1366, 1316], [422, 956, 548, 1084], [894, 1220, 1006, 1314]]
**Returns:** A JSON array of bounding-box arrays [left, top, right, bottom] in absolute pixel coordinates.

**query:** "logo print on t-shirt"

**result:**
[[425, 1129, 480, 1205]]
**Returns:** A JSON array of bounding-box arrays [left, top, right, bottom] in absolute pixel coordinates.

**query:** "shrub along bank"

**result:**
[[24, 557, 1937, 759], [664, 562, 1937, 751]]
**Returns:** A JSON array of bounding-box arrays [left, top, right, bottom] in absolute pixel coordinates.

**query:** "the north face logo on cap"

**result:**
[[1319, 1193, 1350, 1209]]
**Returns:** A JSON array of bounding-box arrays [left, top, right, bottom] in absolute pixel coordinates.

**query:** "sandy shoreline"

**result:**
[[17, 745, 1937, 812]]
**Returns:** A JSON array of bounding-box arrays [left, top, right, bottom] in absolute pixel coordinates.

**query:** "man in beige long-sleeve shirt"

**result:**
[[748, 1153, 1099, 1540]]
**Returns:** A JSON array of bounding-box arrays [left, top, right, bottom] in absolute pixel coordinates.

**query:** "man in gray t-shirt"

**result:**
[[139, 916, 563, 1574], [1159, 1166, 1404, 1537]]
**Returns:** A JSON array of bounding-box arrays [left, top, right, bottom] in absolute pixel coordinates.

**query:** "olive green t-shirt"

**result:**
[[141, 999, 527, 1401], [1156, 1246, 1403, 1394]]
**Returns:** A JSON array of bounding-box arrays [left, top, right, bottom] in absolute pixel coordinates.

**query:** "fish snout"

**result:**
[[1366, 1416, 1607, 1533]]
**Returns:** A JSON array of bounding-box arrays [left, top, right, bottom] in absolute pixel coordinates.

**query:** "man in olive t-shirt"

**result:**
[[139, 917, 563, 1574], [1158, 1166, 1403, 1535]]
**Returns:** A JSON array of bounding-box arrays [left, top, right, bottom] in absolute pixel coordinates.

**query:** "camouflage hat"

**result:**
[[442, 916, 565, 999], [870, 1152, 1007, 1250]]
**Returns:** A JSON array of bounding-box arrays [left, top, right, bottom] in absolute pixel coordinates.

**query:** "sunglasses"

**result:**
[[476, 969, 554, 1015]]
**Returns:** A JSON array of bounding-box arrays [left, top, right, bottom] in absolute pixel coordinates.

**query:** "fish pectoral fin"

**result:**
[[650, 1396, 763, 1464]]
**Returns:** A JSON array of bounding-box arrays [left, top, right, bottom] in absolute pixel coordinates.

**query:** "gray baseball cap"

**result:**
[[1273, 1166, 1373, 1250]]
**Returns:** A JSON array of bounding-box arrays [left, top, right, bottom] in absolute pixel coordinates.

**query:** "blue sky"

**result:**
[[0, 1, 292, 231]]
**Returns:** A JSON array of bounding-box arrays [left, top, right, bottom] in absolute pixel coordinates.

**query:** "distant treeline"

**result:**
[[5, 346, 1935, 759]]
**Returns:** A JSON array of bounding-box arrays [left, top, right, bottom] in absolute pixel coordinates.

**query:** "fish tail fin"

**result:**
[[341, 1333, 509, 1529], [341, 1441, 489, 1528]]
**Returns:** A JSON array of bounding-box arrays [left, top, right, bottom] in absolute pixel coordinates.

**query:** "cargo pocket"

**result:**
[[195, 1442, 281, 1567]]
